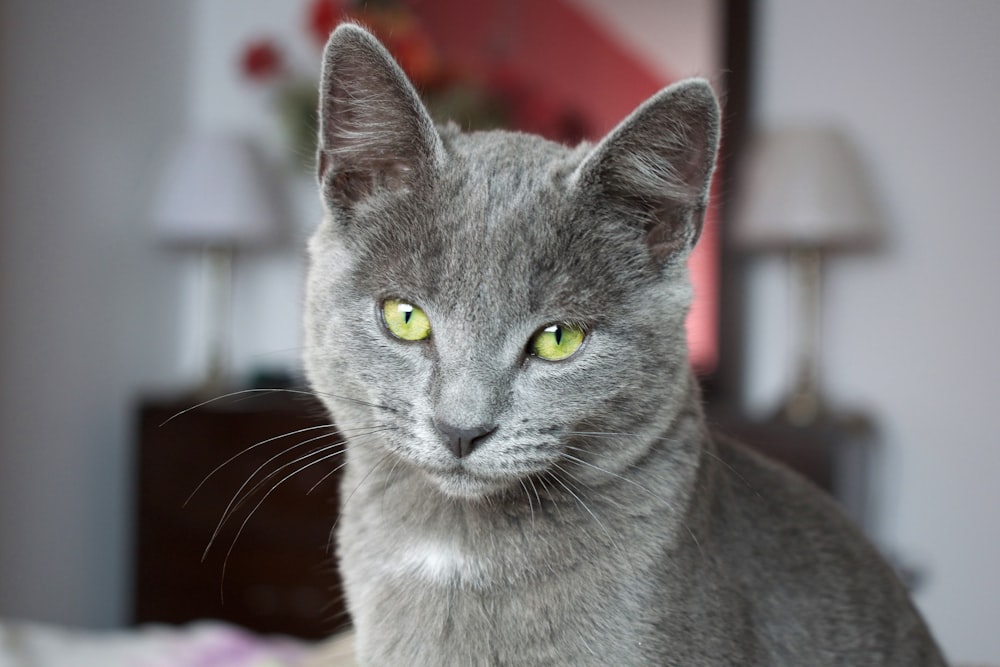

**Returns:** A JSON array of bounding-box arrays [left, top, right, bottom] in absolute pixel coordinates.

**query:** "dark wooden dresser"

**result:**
[[134, 391, 349, 639]]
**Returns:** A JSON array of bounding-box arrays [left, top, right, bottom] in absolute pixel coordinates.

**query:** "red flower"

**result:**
[[308, 0, 343, 47], [388, 29, 441, 87], [345, 7, 442, 87], [241, 39, 284, 82]]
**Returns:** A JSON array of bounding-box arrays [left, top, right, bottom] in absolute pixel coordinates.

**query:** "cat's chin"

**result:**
[[425, 468, 516, 500]]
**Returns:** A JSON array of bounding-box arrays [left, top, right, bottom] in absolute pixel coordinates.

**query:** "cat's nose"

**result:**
[[434, 421, 496, 458]]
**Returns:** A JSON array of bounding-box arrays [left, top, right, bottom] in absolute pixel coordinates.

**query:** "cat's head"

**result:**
[[304, 24, 719, 499]]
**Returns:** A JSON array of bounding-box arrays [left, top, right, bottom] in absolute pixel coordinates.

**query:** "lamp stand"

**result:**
[[779, 246, 827, 426], [200, 245, 234, 398]]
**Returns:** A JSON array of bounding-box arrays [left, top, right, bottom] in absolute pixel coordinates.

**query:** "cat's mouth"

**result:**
[[398, 423, 559, 500], [424, 464, 522, 500]]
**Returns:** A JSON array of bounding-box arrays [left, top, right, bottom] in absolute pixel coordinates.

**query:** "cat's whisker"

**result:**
[[160, 387, 397, 427], [518, 478, 536, 529], [159, 388, 318, 426], [207, 427, 393, 560], [550, 466, 641, 581], [536, 475, 565, 521], [564, 432, 757, 499], [558, 452, 658, 500], [224, 438, 347, 518], [185, 423, 340, 506], [330, 451, 397, 539], [219, 426, 395, 534], [306, 456, 349, 497], [567, 428, 766, 498], [306, 429, 396, 497], [699, 446, 765, 501], [378, 457, 405, 517], [564, 437, 726, 561], [219, 449, 357, 600], [207, 437, 348, 559], [549, 467, 621, 548], [526, 475, 544, 515], [307, 390, 401, 415], [682, 518, 706, 562], [563, 430, 685, 448], [214, 427, 379, 518], [241, 381, 401, 417]]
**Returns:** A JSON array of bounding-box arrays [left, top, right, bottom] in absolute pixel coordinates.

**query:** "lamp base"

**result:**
[[197, 245, 235, 400], [775, 385, 828, 427], [776, 246, 826, 427]]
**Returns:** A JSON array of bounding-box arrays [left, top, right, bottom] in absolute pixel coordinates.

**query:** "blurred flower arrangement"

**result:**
[[240, 0, 509, 169]]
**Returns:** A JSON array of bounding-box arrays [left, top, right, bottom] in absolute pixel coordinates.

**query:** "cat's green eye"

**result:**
[[382, 299, 432, 341], [529, 323, 586, 361]]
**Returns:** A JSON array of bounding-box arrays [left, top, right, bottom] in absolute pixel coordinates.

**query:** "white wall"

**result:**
[[0, 0, 328, 629], [0, 0, 324, 629], [0, 0, 194, 626], [747, 1, 1000, 662], [187, 0, 323, 382]]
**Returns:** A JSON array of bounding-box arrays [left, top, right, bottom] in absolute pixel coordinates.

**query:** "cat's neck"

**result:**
[[337, 394, 713, 598]]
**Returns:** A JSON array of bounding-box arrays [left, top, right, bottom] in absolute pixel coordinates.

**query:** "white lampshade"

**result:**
[[151, 132, 280, 247], [733, 126, 882, 251]]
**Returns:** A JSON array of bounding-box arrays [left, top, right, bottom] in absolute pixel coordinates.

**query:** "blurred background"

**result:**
[[0, 0, 997, 664]]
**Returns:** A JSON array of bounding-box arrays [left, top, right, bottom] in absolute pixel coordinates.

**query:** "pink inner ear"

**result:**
[[645, 207, 694, 263], [322, 159, 414, 207], [380, 162, 412, 191]]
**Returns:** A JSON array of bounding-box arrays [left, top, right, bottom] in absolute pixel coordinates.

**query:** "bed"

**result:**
[[0, 620, 356, 667]]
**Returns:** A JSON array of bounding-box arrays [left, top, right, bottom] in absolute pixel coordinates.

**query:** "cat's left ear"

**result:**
[[573, 79, 720, 264]]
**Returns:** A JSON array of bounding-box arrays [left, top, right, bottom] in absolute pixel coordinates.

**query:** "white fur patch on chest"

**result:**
[[390, 539, 493, 588]]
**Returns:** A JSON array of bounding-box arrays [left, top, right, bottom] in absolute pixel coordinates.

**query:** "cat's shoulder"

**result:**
[[706, 430, 877, 561]]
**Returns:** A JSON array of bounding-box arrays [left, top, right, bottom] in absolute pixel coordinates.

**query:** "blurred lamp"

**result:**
[[734, 126, 882, 425], [151, 132, 280, 394]]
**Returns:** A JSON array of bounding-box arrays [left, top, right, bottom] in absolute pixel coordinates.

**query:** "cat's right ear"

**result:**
[[316, 24, 442, 209]]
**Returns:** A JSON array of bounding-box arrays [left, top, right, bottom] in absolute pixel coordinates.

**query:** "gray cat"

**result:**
[[303, 24, 946, 666]]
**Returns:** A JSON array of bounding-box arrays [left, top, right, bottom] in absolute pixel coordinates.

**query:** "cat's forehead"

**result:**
[[435, 129, 586, 221], [354, 130, 646, 328], [442, 127, 587, 174]]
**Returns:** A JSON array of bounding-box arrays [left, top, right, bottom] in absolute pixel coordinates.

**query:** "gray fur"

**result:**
[[304, 24, 945, 666]]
